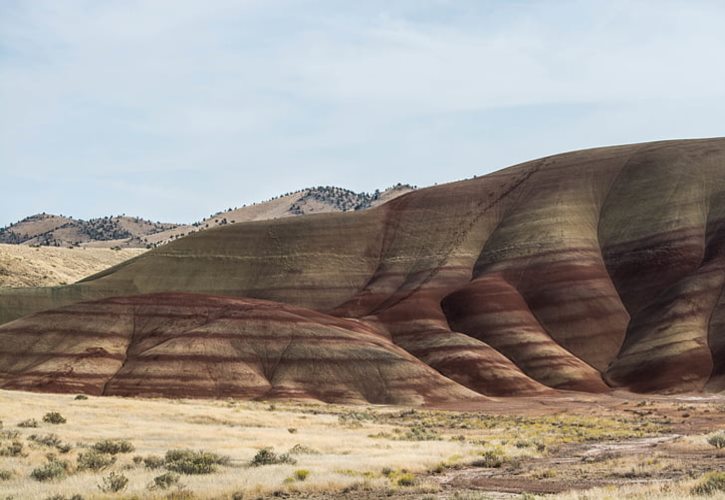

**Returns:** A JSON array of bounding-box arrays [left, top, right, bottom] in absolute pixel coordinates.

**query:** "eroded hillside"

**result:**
[[0, 139, 723, 402]]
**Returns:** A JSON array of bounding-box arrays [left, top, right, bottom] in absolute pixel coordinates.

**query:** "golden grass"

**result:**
[[0, 390, 721, 499], [0, 244, 144, 288], [0, 390, 475, 498]]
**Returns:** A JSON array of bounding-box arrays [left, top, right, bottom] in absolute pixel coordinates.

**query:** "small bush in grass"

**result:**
[[152, 472, 181, 490], [471, 449, 505, 468], [29, 433, 61, 447], [707, 433, 725, 449], [77, 450, 116, 471], [74, 395, 88, 400], [288, 444, 319, 455], [92, 439, 135, 455], [18, 418, 39, 428], [293, 469, 310, 481], [44, 495, 84, 500], [42, 412, 66, 424], [98, 472, 128, 493], [28, 433, 71, 453], [31, 456, 70, 481], [692, 472, 725, 495], [250, 447, 296, 466], [0, 440, 23, 457], [0, 469, 12, 481], [396, 472, 415, 487], [164, 449, 230, 475], [143, 455, 165, 469], [132, 455, 143, 465]]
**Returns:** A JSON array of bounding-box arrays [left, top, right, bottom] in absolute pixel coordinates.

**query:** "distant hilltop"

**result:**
[[0, 183, 415, 249]]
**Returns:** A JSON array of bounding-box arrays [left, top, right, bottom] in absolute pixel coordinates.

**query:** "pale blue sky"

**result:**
[[2, 0, 725, 226]]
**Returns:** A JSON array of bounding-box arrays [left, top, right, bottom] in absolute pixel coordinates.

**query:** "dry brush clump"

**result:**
[[164, 449, 231, 475]]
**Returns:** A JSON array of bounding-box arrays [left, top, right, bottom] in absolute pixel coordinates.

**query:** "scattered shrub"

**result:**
[[0, 440, 23, 457], [152, 472, 181, 490], [288, 444, 319, 455], [77, 450, 116, 471], [31, 457, 70, 481], [44, 495, 83, 500], [396, 472, 415, 486], [42, 412, 66, 425], [250, 447, 296, 466], [27, 433, 71, 453], [99, 472, 128, 493], [707, 433, 725, 449], [143, 455, 165, 469], [692, 472, 725, 495], [293, 469, 310, 481], [132, 455, 143, 465], [287, 428, 297, 434], [471, 449, 505, 468], [0, 469, 12, 481], [164, 449, 230, 475], [74, 395, 88, 400], [29, 433, 61, 447], [404, 426, 440, 441], [92, 439, 135, 455], [18, 418, 39, 428]]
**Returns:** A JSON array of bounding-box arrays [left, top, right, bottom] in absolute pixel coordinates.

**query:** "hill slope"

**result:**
[[0, 138, 723, 402], [0, 244, 145, 288], [0, 185, 414, 248]]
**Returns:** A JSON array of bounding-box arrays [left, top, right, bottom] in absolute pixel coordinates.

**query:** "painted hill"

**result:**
[[0, 138, 723, 403], [0, 184, 414, 248]]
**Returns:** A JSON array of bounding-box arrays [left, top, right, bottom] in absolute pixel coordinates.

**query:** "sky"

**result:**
[[2, 0, 725, 226]]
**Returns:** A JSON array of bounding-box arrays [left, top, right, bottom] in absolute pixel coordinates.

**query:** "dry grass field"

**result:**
[[0, 390, 723, 499], [0, 245, 144, 288]]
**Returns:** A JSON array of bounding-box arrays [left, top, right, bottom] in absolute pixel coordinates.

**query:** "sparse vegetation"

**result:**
[[77, 450, 116, 471], [164, 449, 230, 475], [143, 455, 165, 470], [707, 432, 725, 449], [31, 456, 70, 481], [18, 418, 39, 428], [691, 471, 725, 495], [0, 440, 23, 457], [28, 433, 71, 453], [98, 472, 128, 493], [250, 447, 297, 466], [471, 449, 505, 468], [42, 412, 66, 424], [293, 469, 310, 481], [1, 390, 723, 499], [152, 472, 181, 490], [0, 469, 12, 481], [91, 439, 135, 455]]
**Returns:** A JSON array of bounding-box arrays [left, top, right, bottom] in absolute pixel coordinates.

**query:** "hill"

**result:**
[[0, 244, 146, 288], [0, 184, 414, 248], [0, 138, 723, 403], [0, 214, 179, 248]]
